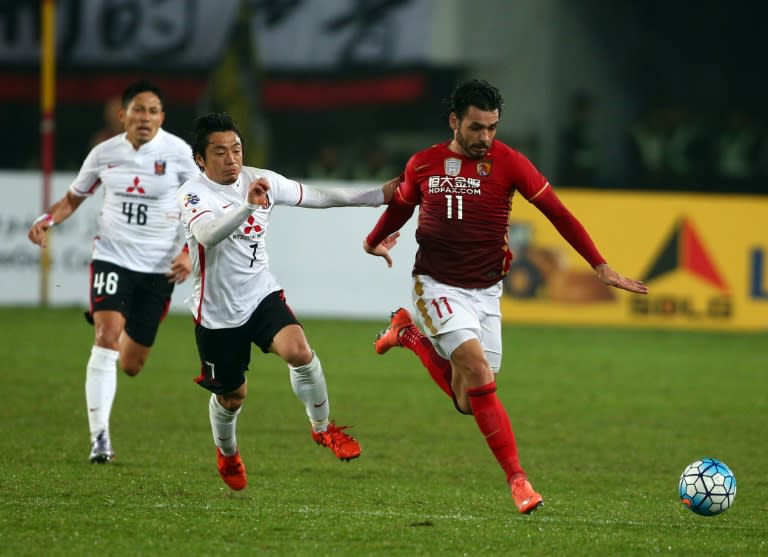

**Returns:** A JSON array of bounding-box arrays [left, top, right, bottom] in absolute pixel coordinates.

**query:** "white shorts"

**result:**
[[411, 275, 503, 371]]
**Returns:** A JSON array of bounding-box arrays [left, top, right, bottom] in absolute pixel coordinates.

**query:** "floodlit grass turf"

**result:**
[[1, 307, 766, 556]]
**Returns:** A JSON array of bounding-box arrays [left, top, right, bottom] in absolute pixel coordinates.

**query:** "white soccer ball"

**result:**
[[679, 457, 736, 516]]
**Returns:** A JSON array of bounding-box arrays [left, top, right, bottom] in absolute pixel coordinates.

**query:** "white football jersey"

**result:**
[[178, 167, 306, 328], [69, 128, 199, 273], [180, 166, 385, 329]]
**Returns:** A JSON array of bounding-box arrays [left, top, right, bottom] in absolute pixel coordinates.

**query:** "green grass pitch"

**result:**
[[1, 307, 766, 556]]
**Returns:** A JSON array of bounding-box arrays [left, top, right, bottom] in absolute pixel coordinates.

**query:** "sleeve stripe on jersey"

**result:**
[[395, 189, 418, 206], [195, 244, 206, 325], [188, 210, 212, 224], [73, 177, 102, 196], [528, 182, 550, 202], [297, 183, 304, 206]]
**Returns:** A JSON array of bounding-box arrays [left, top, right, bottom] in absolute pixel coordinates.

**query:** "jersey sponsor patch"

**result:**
[[444, 157, 461, 176], [126, 177, 145, 194], [243, 215, 263, 236]]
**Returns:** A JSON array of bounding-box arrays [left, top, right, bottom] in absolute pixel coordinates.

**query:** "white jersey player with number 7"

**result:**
[[177, 112, 397, 491]]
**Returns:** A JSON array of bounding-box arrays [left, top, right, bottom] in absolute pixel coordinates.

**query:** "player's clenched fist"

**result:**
[[247, 177, 270, 207]]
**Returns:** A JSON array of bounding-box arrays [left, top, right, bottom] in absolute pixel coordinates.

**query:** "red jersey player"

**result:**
[[363, 79, 647, 514]]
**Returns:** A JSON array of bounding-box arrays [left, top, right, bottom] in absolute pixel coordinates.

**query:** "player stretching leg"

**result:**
[[364, 79, 646, 513], [179, 113, 398, 489]]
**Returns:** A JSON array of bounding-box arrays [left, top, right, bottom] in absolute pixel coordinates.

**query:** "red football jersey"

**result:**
[[400, 140, 548, 288]]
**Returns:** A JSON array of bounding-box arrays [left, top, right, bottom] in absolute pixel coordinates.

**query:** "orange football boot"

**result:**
[[510, 475, 543, 514], [217, 448, 247, 491], [312, 422, 361, 461], [374, 308, 415, 354]]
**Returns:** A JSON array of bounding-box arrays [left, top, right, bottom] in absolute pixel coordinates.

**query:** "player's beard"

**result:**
[[455, 129, 490, 160]]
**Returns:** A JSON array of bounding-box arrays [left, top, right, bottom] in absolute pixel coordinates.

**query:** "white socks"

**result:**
[[85, 345, 118, 442], [209, 394, 241, 456], [289, 353, 330, 432], [208, 353, 330, 456]]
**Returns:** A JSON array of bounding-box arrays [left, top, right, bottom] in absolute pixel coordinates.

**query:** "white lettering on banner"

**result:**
[[0, 0, 238, 68], [251, 0, 434, 69]]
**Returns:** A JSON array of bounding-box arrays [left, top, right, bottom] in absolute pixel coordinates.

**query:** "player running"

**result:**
[[363, 79, 647, 513], [178, 112, 397, 490], [27, 80, 200, 463]]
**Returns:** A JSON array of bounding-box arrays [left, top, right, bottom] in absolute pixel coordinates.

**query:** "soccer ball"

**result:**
[[679, 458, 736, 516]]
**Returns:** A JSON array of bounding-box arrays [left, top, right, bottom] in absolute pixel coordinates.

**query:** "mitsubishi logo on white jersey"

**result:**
[[243, 215, 262, 235], [126, 177, 145, 194]]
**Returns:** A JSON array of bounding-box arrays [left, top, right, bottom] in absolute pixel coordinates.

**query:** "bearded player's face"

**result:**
[[452, 106, 499, 159]]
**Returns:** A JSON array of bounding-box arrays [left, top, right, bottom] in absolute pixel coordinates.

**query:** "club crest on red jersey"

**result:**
[[444, 157, 461, 176], [154, 160, 166, 175], [477, 161, 491, 176]]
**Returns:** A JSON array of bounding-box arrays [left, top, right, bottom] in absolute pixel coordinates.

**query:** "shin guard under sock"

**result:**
[[400, 327, 453, 397], [468, 382, 525, 481]]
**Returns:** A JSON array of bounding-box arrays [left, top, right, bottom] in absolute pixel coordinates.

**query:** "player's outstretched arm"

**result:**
[[595, 263, 648, 294], [27, 191, 86, 248]]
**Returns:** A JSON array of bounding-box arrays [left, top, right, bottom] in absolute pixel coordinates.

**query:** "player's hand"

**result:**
[[595, 264, 648, 294], [247, 177, 270, 207], [27, 215, 55, 248], [380, 176, 400, 204], [363, 232, 400, 268], [167, 250, 192, 284]]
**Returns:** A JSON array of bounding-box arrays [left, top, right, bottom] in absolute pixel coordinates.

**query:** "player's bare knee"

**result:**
[[219, 392, 245, 411], [284, 344, 314, 368], [94, 330, 120, 351], [463, 362, 493, 385]]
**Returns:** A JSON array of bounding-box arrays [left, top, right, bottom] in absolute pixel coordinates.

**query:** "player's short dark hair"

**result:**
[[121, 79, 164, 109], [444, 79, 504, 120], [190, 112, 244, 162]]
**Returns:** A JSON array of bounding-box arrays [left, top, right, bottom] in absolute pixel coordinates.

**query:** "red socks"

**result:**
[[398, 325, 525, 481], [400, 326, 453, 397], [467, 382, 525, 481]]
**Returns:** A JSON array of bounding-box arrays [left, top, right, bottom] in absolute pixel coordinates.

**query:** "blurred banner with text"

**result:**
[[502, 189, 768, 331]]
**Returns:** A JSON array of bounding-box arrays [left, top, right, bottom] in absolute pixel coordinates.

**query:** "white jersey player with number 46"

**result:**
[[71, 127, 199, 272], [27, 80, 199, 465]]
